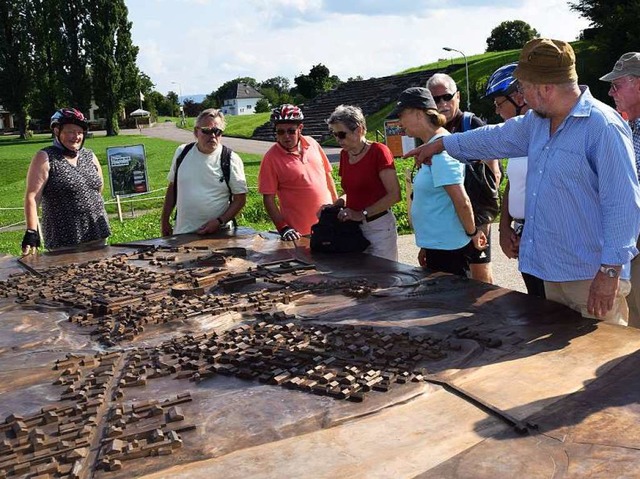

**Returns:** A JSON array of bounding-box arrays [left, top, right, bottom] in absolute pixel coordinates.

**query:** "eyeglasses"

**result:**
[[516, 82, 532, 94], [275, 128, 298, 136], [433, 92, 456, 103], [609, 77, 635, 93], [331, 130, 349, 140], [197, 126, 223, 136], [493, 97, 510, 109]]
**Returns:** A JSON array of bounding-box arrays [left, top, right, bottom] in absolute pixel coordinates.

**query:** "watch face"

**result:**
[[601, 266, 618, 278]]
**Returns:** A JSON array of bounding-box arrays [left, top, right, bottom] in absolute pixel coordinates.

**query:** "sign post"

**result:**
[[383, 119, 417, 158], [106, 145, 150, 222]]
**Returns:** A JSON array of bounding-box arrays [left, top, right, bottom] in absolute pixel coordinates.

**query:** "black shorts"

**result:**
[[467, 223, 491, 264], [422, 241, 477, 277]]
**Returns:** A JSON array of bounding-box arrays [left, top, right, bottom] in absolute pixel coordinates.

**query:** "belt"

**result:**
[[366, 210, 389, 222]]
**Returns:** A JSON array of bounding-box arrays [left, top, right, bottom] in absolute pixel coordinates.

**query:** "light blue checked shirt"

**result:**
[[444, 87, 640, 282]]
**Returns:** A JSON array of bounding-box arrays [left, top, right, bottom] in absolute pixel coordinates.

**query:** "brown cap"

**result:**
[[513, 38, 577, 84], [600, 52, 640, 81]]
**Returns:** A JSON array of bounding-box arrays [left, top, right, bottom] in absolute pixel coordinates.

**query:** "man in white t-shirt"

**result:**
[[161, 109, 248, 236], [485, 63, 545, 297]]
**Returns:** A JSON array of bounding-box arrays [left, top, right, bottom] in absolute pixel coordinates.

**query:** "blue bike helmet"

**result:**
[[485, 63, 518, 99]]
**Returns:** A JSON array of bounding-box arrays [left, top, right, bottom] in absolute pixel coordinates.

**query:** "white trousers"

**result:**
[[360, 211, 398, 262]]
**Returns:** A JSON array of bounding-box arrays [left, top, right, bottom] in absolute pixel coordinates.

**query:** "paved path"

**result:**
[[124, 122, 526, 294], [120, 122, 343, 161], [397, 233, 525, 293]]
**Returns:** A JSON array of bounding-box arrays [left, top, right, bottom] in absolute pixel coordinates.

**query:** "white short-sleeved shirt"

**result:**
[[167, 143, 248, 234], [506, 156, 528, 220]]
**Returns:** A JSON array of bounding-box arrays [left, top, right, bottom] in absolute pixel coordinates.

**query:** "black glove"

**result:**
[[21, 229, 41, 250], [278, 225, 299, 241]]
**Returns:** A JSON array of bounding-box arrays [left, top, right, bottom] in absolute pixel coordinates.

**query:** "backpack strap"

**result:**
[[172, 142, 196, 220], [461, 111, 473, 133], [220, 145, 238, 228], [173, 143, 238, 228]]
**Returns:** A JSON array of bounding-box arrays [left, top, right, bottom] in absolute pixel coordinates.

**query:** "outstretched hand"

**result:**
[[403, 137, 445, 166]]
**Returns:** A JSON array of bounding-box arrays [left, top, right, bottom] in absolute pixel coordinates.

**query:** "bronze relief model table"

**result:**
[[0, 230, 639, 479]]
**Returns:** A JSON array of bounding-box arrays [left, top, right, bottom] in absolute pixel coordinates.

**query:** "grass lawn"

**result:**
[[161, 112, 271, 139], [0, 133, 416, 257]]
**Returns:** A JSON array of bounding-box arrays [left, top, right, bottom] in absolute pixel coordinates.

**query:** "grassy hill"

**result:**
[[162, 40, 605, 143]]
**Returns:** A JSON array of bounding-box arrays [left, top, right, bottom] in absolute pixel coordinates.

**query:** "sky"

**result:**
[[125, 0, 590, 98]]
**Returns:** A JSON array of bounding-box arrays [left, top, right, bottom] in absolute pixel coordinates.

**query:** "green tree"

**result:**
[[182, 98, 201, 117], [260, 76, 290, 93], [570, 0, 640, 56], [201, 91, 219, 110], [294, 64, 341, 100], [124, 71, 154, 117], [486, 20, 539, 52], [59, 0, 92, 115], [29, 0, 65, 126], [0, 1, 36, 138], [258, 87, 279, 108], [166, 91, 180, 117], [84, 0, 138, 136], [148, 91, 171, 116], [255, 97, 270, 113]]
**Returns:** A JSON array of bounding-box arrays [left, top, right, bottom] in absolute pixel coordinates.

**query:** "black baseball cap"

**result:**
[[390, 87, 438, 118]]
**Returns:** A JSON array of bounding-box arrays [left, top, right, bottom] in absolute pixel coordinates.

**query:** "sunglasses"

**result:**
[[433, 93, 455, 103], [331, 130, 349, 140], [275, 128, 298, 136], [609, 78, 635, 92], [198, 126, 223, 136]]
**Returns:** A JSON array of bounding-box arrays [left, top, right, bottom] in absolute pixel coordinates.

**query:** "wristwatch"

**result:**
[[599, 265, 620, 278]]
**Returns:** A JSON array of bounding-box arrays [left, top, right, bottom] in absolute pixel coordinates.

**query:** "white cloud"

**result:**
[[126, 0, 589, 96]]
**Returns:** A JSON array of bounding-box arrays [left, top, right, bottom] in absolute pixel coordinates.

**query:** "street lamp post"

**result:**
[[442, 47, 470, 111], [171, 81, 185, 126]]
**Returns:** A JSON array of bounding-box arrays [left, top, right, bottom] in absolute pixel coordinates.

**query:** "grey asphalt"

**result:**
[[396, 232, 526, 293], [123, 122, 526, 294], [120, 122, 342, 161]]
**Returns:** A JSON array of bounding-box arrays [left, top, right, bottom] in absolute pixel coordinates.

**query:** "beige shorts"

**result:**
[[544, 279, 631, 326]]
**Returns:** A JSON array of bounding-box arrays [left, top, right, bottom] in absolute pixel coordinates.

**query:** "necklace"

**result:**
[[349, 141, 368, 157]]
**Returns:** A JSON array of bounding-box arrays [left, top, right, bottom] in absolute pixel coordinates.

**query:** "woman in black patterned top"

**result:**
[[22, 108, 110, 254]]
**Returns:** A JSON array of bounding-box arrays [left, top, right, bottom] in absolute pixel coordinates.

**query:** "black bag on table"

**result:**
[[310, 206, 370, 253]]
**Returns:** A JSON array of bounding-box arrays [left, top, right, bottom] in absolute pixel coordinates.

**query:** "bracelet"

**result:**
[[217, 217, 225, 225], [465, 227, 478, 237]]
